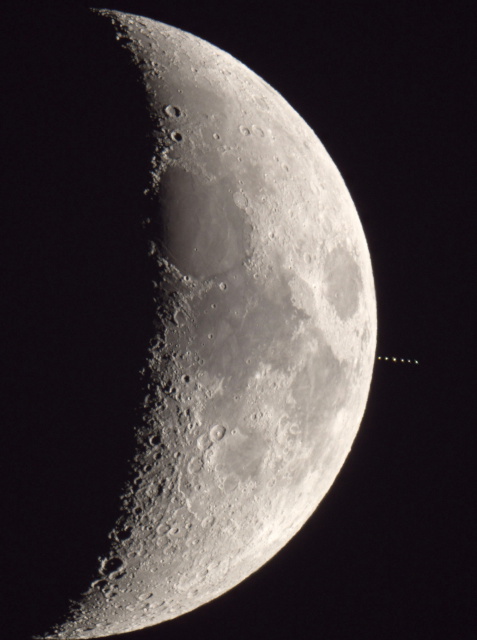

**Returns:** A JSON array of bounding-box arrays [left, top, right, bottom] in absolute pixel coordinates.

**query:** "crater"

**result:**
[[164, 105, 181, 117], [210, 424, 226, 442]]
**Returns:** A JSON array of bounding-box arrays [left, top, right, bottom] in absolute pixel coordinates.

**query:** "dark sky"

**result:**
[[2, 1, 475, 639]]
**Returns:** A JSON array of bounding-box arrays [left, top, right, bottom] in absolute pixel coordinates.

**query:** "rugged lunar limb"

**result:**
[[39, 9, 376, 639]]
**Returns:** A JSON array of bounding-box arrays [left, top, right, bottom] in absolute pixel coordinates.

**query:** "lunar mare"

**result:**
[[38, 9, 376, 639]]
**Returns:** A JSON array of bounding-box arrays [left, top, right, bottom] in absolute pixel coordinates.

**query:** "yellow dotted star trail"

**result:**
[[377, 356, 419, 364]]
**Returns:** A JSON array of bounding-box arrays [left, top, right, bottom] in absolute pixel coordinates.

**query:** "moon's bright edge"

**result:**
[[37, 9, 376, 639]]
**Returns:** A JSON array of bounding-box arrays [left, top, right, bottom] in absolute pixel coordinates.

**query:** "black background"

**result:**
[[1, 1, 476, 639]]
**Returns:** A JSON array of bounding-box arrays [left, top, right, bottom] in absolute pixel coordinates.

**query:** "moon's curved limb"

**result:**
[[39, 9, 376, 639]]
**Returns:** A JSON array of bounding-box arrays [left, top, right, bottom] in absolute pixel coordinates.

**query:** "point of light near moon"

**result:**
[[377, 356, 419, 364]]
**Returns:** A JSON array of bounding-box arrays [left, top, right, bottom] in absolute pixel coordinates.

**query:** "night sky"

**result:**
[[2, 2, 475, 639]]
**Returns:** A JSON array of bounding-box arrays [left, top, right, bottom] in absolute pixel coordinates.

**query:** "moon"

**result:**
[[38, 9, 376, 639]]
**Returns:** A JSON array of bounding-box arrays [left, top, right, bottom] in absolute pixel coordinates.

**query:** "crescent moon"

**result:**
[[38, 9, 376, 639]]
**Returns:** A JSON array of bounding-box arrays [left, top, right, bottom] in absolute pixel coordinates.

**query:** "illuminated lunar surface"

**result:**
[[38, 9, 377, 639]]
